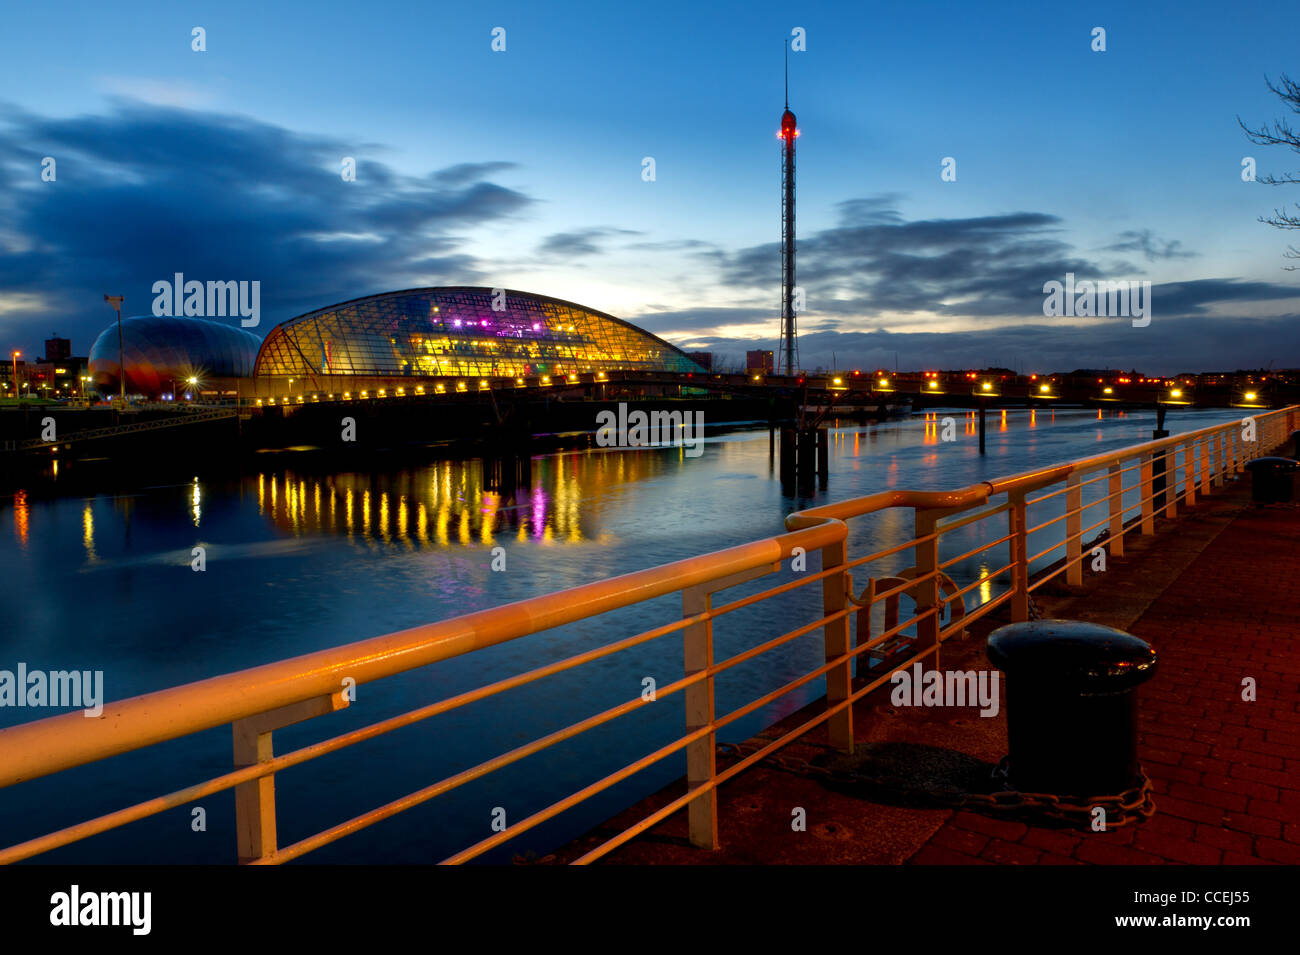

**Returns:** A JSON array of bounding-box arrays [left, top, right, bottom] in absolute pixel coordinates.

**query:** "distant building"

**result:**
[[687, 351, 713, 371], [747, 350, 774, 374], [89, 316, 260, 398], [1, 358, 25, 398], [44, 334, 71, 362], [29, 356, 89, 398], [15, 333, 89, 398]]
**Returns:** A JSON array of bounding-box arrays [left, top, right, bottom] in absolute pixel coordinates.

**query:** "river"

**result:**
[[0, 405, 1247, 862]]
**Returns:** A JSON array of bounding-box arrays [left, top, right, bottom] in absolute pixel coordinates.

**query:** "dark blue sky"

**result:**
[[2, 0, 1298, 372]]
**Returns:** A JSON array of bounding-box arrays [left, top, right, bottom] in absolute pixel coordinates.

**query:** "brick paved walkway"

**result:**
[[555, 475, 1300, 865], [910, 486, 1300, 866]]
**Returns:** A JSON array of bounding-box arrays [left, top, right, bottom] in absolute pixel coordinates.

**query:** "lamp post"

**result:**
[[10, 351, 18, 403], [104, 295, 125, 403]]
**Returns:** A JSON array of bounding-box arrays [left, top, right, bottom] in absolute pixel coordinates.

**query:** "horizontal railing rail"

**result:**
[[0, 405, 1293, 864]]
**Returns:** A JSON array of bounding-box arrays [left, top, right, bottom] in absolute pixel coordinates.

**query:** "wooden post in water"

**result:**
[[797, 428, 816, 491], [978, 397, 987, 455], [1152, 404, 1169, 516], [779, 425, 795, 485]]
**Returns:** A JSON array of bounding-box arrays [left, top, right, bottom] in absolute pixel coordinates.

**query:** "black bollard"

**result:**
[[1244, 457, 1299, 504], [978, 398, 987, 455], [987, 620, 1158, 796]]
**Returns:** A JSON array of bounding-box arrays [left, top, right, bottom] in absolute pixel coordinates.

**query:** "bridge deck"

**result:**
[[551, 474, 1299, 864]]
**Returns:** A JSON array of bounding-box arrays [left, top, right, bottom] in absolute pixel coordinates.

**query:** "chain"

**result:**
[[717, 742, 1155, 831], [1027, 594, 1044, 621]]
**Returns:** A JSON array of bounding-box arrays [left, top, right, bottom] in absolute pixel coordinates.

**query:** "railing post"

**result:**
[[1214, 433, 1225, 488], [1108, 463, 1124, 558], [1140, 452, 1154, 534], [1066, 473, 1082, 586], [1200, 436, 1211, 496], [820, 537, 854, 754], [1008, 491, 1029, 622], [855, 577, 876, 680], [1182, 441, 1195, 508], [914, 508, 942, 661], [682, 584, 719, 850], [1164, 445, 1178, 519], [233, 723, 276, 864], [233, 692, 348, 864]]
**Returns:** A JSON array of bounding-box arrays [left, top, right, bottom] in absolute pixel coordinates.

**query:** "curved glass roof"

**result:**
[[253, 287, 703, 380]]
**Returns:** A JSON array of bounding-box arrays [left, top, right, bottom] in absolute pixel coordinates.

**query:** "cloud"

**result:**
[[640, 195, 1297, 372], [0, 100, 534, 346], [1103, 229, 1196, 261], [660, 312, 1300, 375], [718, 200, 1089, 320], [94, 78, 220, 109], [429, 162, 519, 188], [537, 227, 641, 258]]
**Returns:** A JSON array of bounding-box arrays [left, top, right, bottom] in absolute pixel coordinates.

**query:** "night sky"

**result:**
[[2, 0, 1298, 373]]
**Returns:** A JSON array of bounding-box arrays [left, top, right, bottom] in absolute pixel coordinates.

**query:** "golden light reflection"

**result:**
[[249, 449, 687, 551], [12, 490, 28, 548], [82, 502, 96, 562]]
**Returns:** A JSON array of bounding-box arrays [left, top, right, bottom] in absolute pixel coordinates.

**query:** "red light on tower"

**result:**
[[780, 108, 798, 143]]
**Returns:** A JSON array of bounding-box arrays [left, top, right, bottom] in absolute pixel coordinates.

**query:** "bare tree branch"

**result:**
[[1241, 73, 1300, 267]]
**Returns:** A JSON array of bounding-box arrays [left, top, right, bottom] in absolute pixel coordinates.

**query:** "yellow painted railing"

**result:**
[[0, 406, 1294, 863]]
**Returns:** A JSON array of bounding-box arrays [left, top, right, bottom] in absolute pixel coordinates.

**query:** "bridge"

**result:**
[[0, 406, 1293, 864], [241, 367, 1289, 411], [0, 406, 237, 454], [2, 367, 1278, 460]]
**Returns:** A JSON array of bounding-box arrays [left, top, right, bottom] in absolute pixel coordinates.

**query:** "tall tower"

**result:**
[[778, 49, 800, 375]]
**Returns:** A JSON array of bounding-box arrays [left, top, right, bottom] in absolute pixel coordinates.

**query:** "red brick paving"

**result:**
[[554, 476, 1299, 865], [909, 487, 1300, 865]]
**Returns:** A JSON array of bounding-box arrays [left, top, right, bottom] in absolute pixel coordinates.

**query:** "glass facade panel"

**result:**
[[253, 288, 703, 379]]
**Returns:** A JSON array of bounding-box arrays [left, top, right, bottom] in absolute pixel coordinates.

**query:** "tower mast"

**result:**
[[778, 44, 799, 375]]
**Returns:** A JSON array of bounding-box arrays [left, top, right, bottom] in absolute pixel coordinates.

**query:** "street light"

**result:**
[[10, 351, 18, 402], [104, 295, 125, 403]]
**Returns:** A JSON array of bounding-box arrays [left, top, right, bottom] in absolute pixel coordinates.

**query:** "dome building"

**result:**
[[89, 315, 261, 398], [253, 287, 703, 385]]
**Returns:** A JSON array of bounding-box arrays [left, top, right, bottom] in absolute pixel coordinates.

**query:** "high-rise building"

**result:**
[[687, 351, 713, 371], [44, 334, 71, 362]]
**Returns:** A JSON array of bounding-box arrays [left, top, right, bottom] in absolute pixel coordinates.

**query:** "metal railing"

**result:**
[[3, 407, 237, 452], [0, 406, 1293, 864]]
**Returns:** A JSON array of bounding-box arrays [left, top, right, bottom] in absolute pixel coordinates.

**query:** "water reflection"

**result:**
[[250, 449, 679, 547], [82, 502, 97, 563], [13, 490, 28, 549]]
